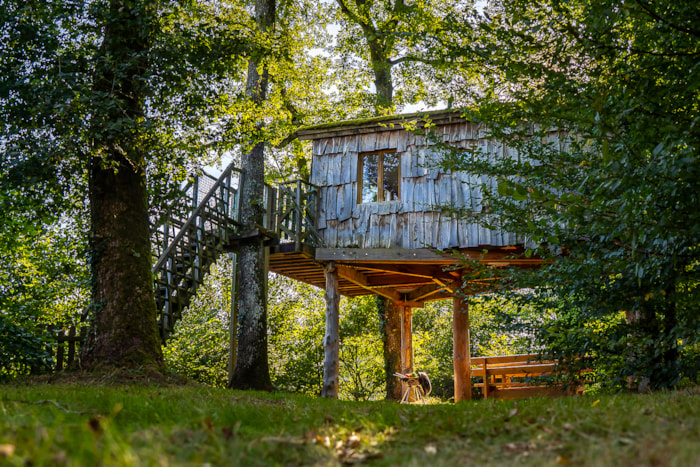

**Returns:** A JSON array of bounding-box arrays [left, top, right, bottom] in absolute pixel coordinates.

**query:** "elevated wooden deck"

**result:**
[[269, 243, 543, 307]]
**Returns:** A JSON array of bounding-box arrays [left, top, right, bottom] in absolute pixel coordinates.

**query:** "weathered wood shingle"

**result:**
[[306, 113, 531, 250]]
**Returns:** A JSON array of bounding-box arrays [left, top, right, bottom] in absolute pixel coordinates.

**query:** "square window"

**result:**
[[359, 151, 400, 203]]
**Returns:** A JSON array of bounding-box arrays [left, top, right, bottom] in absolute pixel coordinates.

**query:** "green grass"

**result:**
[[1, 379, 699, 466]]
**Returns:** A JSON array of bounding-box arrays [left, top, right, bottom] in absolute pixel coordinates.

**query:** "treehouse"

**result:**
[[151, 109, 553, 401], [268, 109, 550, 401]]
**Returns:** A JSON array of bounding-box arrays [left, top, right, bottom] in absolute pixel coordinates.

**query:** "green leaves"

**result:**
[[438, 0, 700, 389]]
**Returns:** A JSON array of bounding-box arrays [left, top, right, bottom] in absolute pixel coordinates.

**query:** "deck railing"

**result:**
[[275, 179, 322, 248], [150, 165, 317, 338]]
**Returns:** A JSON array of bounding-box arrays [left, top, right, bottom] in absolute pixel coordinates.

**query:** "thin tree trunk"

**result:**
[[230, 0, 275, 391], [82, 0, 162, 370]]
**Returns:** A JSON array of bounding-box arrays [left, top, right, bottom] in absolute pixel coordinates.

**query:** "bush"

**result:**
[[0, 315, 52, 381]]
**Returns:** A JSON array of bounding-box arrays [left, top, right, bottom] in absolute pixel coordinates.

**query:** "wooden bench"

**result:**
[[472, 354, 579, 400]]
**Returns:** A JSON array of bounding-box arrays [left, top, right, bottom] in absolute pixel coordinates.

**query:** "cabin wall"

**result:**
[[309, 121, 558, 250]]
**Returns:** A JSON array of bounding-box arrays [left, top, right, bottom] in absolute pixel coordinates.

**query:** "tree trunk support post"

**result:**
[[383, 298, 403, 400], [453, 294, 472, 402], [400, 304, 413, 374], [227, 252, 238, 387], [322, 262, 340, 398]]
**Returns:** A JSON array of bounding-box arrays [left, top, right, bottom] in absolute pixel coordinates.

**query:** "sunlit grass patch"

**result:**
[[1, 381, 700, 466]]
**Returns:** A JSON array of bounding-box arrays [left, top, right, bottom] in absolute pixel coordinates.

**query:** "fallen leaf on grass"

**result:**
[[0, 445, 15, 457], [617, 437, 634, 445], [88, 416, 104, 435]]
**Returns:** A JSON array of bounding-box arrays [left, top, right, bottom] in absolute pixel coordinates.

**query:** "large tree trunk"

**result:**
[[378, 297, 402, 400], [82, 0, 162, 370], [229, 0, 275, 391], [368, 48, 394, 114]]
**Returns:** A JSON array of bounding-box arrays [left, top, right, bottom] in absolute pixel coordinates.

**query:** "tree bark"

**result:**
[[368, 45, 394, 114], [400, 305, 413, 374], [82, 0, 163, 370], [453, 295, 472, 402], [230, 0, 276, 391], [322, 262, 340, 398], [379, 297, 402, 400]]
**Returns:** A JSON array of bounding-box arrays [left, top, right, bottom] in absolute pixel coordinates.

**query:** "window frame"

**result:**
[[357, 149, 401, 204]]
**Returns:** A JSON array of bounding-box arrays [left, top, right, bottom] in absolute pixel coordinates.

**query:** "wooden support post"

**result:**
[[400, 305, 413, 374], [453, 295, 472, 402], [400, 304, 414, 401], [322, 262, 340, 398], [382, 298, 403, 401], [227, 253, 239, 388]]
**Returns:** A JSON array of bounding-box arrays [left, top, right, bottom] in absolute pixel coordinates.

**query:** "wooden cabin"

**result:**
[[268, 109, 548, 401]]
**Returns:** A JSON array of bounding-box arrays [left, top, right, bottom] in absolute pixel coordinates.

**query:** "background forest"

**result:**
[[1, 0, 699, 397]]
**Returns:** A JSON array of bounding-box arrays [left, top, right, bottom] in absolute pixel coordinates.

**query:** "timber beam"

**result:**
[[317, 248, 454, 263], [335, 265, 403, 302], [406, 283, 447, 302]]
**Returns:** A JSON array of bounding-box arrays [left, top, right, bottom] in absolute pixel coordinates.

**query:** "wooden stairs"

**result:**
[[151, 164, 321, 339]]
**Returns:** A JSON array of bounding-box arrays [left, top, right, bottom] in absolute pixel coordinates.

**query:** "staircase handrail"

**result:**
[[152, 164, 243, 273]]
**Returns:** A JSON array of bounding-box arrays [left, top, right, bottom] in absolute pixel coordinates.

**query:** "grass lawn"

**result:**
[[1, 376, 699, 466]]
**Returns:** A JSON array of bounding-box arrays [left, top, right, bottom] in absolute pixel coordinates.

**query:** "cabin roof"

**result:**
[[296, 109, 467, 140]]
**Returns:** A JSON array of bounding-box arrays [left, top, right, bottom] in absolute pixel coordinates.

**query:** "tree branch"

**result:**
[[633, 0, 700, 39]]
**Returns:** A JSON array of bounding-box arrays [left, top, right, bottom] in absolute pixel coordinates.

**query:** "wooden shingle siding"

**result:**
[[308, 118, 551, 250]]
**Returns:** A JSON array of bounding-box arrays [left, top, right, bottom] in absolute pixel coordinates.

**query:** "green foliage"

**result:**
[[163, 256, 233, 387], [330, 0, 472, 115], [437, 0, 700, 389], [0, 314, 52, 381], [268, 277, 385, 400], [268, 274, 325, 395], [162, 307, 230, 388], [338, 297, 384, 400]]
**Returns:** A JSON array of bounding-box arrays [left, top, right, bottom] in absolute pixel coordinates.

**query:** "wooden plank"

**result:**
[[471, 363, 557, 377], [348, 152, 358, 183], [438, 213, 451, 250], [380, 215, 392, 249], [448, 218, 459, 249], [360, 133, 376, 152], [394, 213, 404, 249], [316, 248, 453, 262], [388, 129, 398, 149], [472, 354, 542, 365], [331, 153, 343, 186], [341, 135, 354, 153], [368, 214, 380, 248], [397, 130, 407, 153], [326, 186, 337, 220], [340, 152, 352, 185], [337, 184, 352, 222], [325, 219, 338, 247]]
